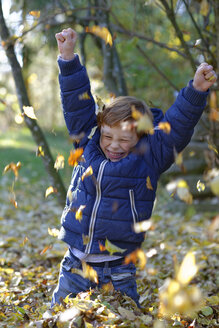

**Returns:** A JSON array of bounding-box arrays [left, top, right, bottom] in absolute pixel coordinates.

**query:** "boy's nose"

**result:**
[[110, 140, 119, 150]]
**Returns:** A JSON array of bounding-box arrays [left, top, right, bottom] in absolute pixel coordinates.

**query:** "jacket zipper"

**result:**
[[85, 159, 108, 253], [129, 189, 138, 224]]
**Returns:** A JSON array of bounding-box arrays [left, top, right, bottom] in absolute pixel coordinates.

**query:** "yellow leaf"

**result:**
[[124, 249, 146, 270], [210, 175, 219, 196], [81, 166, 93, 181], [132, 106, 154, 134], [29, 10, 41, 18], [177, 252, 198, 285], [82, 261, 98, 283], [95, 95, 105, 113], [133, 220, 152, 233], [40, 245, 52, 255], [158, 122, 171, 134], [105, 238, 126, 255], [68, 148, 83, 167], [48, 227, 60, 237], [208, 142, 218, 154], [86, 26, 113, 46], [75, 205, 86, 222], [45, 186, 57, 198], [176, 180, 193, 204], [36, 146, 44, 157], [82, 234, 90, 245], [78, 92, 91, 100], [146, 176, 153, 190], [200, 0, 209, 16], [3, 161, 21, 178], [10, 198, 18, 208], [196, 180, 205, 192], [23, 106, 37, 120], [21, 236, 29, 246], [88, 126, 98, 139], [54, 155, 65, 171]]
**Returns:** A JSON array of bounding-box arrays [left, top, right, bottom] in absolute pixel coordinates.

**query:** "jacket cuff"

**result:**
[[57, 54, 83, 76], [183, 80, 209, 107]]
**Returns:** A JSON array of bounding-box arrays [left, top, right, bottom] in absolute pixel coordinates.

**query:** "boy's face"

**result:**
[[100, 122, 139, 162]]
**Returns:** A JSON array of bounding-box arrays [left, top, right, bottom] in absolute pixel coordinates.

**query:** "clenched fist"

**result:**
[[193, 62, 217, 92], [55, 28, 77, 60]]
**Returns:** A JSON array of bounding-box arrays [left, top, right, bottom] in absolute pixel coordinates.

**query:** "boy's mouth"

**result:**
[[106, 150, 125, 161]]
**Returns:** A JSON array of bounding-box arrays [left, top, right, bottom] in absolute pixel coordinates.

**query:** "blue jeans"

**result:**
[[51, 249, 140, 307]]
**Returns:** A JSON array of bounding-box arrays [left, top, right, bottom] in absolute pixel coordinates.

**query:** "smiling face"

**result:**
[[100, 122, 139, 162]]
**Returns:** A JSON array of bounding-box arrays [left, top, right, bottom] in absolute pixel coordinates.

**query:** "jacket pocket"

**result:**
[[129, 189, 138, 224]]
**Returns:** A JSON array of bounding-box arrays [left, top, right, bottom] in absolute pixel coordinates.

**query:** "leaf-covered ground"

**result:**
[[0, 130, 218, 328]]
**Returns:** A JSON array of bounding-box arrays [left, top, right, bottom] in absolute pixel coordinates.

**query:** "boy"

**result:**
[[52, 28, 217, 307]]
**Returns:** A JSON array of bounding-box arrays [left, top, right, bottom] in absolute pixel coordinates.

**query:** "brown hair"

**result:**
[[97, 96, 153, 134]]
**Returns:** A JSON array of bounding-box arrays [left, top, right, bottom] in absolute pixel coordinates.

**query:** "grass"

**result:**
[[0, 126, 73, 186]]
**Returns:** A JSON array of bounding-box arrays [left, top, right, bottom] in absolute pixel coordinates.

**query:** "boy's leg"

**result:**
[[110, 263, 140, 307], [51, 250, 96, 307]]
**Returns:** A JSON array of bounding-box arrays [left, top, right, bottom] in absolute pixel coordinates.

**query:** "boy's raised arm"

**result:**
[[55, 28, 96, 146], [149, 63, 217, 174]]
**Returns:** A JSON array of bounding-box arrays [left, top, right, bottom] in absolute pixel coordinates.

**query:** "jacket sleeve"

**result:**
[[58, 55, 96, 146], [148, 80, 209, 174]]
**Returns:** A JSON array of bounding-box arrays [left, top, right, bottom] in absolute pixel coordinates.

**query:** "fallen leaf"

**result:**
[[54, 155, 65, 171], [177, 252, 198, 285], [48, 227, 60, 237], [75, 205, 86, 222], [158, 122, 171, 134], [29, 11, 41, 18], [86, 26, 113, 46], [45, 186, 57, 198], [146, 176, 153, 190], [23, 106, 37, 120], [81, 166, 93, 181], [105, 239, 127, 255], [68, 148, 84, 166], [3, 161, 21, 178], [36, 146, 44, 157], [82, 262, 98, 283]]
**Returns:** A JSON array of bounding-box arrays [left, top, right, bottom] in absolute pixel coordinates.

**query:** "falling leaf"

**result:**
[[54, 155, 65, 171], [75, 205, 86, 222], [29, 11, 41, 18], [45, 186, 57, 198], [82, 166, 93, 181], [78, 92, 91, 100], [40, 245, 52, 255], [23, 106, 37, 120], [131, 106, 154, 135], [82, 234, 90, 245], [208, 141, 218, 154], [124, 249, 146, 270], [36, 146, 44, 157], [133, 220, 152, 233], [21, 237, 29, 246], [86, 26, 113, 46], [177, 252, 198, 285], [105, 239, 126, 255], [146, 176, 153, 190], [200, 0, 209, 16], [158, 122, 171, 134], [68, 148, 84, 166], [99, 241, 106, 252], [3, 162, 21, 178], [194, 39, 201, 47], [196, 180, 205, 192], [82, 261, 98, 283], [209, 108, 219, 122], [101, 281, 114, 293], [88, 126, 98, 139], [48, 227, 59, 237], [10, 198, 18, 208], [210, 175, 219, 196], [176, 180, 193, 204]]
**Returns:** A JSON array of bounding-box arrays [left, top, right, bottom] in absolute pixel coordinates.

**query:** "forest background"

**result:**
[[0, 0, 218, 327]]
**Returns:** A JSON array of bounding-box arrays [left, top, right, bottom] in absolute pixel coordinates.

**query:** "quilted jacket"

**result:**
[[57, 55, 209, 256]]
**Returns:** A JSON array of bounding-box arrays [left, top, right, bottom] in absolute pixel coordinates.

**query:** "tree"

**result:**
[[0, 0, 66, 206]]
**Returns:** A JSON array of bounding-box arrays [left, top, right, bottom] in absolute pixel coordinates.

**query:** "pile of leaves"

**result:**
[[0, 159, 218, 327]]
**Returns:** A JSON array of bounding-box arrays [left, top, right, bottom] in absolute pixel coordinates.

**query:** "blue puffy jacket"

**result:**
[[58, 55, 208, 256]]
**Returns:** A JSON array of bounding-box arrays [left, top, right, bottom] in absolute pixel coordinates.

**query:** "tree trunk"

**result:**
[[0, 0, 66, 206]]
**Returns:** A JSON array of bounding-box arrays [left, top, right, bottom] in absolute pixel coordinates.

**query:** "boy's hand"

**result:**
[[193, 62, 217, 92], [55, 28, 77, 60]]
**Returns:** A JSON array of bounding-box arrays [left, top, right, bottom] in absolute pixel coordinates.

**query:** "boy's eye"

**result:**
[[104, 135, 112, 139]]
